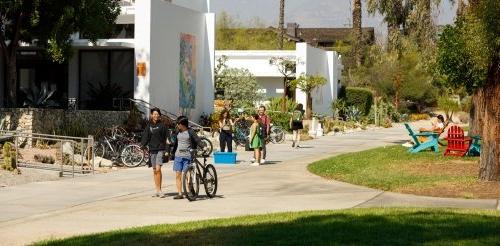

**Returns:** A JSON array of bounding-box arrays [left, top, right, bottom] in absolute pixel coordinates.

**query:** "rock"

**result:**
[[95, 157, 113, 168], [62, 142, 74, 155]]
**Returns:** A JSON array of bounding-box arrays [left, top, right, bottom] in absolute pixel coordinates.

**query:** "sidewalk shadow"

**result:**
[[190, 194, 225, 201], [387, 140, 407, 144], [261, 161, 281, 165], [296, 146, 313, 149]]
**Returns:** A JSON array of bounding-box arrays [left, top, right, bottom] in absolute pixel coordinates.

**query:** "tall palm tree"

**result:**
[[352, 0, 363, 66], [278, 0, 285, 49]]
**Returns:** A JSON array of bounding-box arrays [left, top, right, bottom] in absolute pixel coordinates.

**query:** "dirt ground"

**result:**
[[0, 147, 122, 188], [397, 160, 500, 199]]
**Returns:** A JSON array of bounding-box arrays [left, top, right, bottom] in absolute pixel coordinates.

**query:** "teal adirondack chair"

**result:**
[[404, 123, 439, 153]]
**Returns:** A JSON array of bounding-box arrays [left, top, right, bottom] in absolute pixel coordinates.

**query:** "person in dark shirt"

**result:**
[[141, 108, 169, 198]]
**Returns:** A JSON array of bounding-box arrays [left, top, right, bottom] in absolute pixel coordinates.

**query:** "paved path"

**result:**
[[0, 123, 498, 245]]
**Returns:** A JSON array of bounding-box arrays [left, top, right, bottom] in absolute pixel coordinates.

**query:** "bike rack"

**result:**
[[0, 130, 95, 177]]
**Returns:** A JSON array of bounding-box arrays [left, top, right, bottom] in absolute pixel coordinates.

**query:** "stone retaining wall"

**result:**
[[0, 108, 129, 135]]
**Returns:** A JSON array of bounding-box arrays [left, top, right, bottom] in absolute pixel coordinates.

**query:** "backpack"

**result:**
[[257, 123, 264, 139]]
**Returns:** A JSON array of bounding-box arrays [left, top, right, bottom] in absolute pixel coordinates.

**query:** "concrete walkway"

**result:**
[[0, 123, 498, 245]]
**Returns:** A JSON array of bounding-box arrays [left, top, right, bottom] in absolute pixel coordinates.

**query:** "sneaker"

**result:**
[[160, 193, 168, 198], [250, 162, 260, 166], [173, 194, 184, 200], [260, 159, 266, 164], [250, 158, 256, 162], [292, 141, 295, 148], [152, 192, 160, 198]]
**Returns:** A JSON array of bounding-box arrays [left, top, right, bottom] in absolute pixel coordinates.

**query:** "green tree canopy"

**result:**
[[290, 74, 327, 119], [218, 67, 264, 109], [0, 0, 120, 106]]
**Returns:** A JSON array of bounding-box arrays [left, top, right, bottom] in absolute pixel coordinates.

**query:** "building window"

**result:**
[[79, 50, 134, 110]]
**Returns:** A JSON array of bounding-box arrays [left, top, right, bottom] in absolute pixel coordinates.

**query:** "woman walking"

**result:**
[[290, 104, 304, 148], [249, 114, 263, 166], [218, 109, 234, 152]]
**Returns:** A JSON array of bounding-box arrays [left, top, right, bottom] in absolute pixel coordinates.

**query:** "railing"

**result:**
[[0, 130, 95, 177], [112, 98, 212, 134]]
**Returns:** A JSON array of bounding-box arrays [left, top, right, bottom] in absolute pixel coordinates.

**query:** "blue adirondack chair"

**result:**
[[403, 123, 439, 153]]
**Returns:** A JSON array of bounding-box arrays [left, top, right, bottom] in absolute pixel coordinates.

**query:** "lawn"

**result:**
[[35, 208, 500, 246], [308, 146, 500, 199]]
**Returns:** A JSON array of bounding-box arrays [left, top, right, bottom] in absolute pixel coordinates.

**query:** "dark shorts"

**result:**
[[291, 120, 303, 130], [173, 157, 191, 172]]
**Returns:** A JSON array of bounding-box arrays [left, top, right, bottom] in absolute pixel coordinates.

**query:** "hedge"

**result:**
[[267, 111, 292, 132], [344, 87, 373, 116]]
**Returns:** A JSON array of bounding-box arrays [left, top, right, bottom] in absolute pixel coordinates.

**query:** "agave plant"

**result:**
[[345, 106, 361, 122], [21, 84, 59, 108]]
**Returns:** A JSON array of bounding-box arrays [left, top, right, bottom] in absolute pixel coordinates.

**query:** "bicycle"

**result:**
[[233, 117, 251, 147], [182, 150, 218, 201], [85, 134, 144, 168], [268, 124, 286, 144]]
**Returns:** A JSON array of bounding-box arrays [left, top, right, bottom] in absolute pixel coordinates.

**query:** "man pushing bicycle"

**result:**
[[169, 116, 205, 200]]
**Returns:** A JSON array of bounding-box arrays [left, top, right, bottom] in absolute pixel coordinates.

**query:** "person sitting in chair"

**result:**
[[419, 115, 446, 133], [402, 115, 446, 148]]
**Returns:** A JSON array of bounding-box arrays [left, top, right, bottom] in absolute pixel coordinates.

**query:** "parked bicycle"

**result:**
[[85, 133, 145, 168], [233, 117, 251, 147], [182, 150, 218, 201], [268, 124, 286, 144]]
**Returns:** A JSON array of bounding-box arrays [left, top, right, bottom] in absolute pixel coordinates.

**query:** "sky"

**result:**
[[211, 0, 458, 42]]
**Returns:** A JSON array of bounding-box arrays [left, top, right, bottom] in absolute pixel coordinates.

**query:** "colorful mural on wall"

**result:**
[[179, 33, 196, 110]]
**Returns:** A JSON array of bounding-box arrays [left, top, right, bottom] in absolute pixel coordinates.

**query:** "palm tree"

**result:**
[[278, 0, 285, 49], [352, 0, 363, 66]]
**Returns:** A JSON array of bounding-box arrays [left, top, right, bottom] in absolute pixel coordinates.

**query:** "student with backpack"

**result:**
[[249, 114, 264, 166], [170, 116, 204, 199], [290, 104, 305, 148]]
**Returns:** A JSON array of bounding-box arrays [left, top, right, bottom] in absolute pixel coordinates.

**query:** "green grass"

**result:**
[[308, 146, 478, 191], [35, 208, 500, 246]]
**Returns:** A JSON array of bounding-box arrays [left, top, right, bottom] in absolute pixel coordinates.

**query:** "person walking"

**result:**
[[250, 114, 263, 166], [257, 105, 271, 163], [218, 109, 234, 152], [141, 108, 169, 198], [290, 104, 304, 148], [170, 116, 204, 199]]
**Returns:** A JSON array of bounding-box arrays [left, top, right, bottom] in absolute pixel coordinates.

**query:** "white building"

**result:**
[[1, 0, 342, 117], [216, 43, 343, 115], [1, 0, 215, 120]]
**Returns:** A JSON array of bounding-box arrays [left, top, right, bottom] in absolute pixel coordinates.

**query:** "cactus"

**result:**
[[2, 142, 17, 171]]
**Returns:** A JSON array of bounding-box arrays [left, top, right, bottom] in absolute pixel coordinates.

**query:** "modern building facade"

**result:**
[[216, 43, 343, 115], [1, 0, 215, 120], [1, 0, 343, 118]]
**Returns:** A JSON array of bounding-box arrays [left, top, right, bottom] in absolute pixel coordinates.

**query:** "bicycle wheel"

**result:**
[[197, 137, 213, 157], [120, 144, 144, 167], [84, 141, 106, 160], [183, 165, 200, 201], [270, 126, 286, 144], [203, 164, 218, 198]]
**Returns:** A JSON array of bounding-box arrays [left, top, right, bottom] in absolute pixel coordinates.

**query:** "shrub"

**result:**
[[267, 111, 292, 132], [345, 106, 361, 122], [409, 113, 430, 121], [55, 120, 90, 138], [268, 97, 297, 113], [344, 87, 373, 116], [2, 142, 16, 170], [34, 154, 56, 164]]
